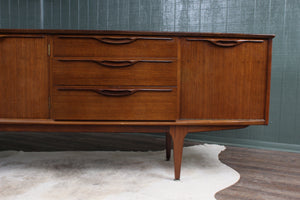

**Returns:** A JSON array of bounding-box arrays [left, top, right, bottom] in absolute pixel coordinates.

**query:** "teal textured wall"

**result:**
[[0, 0, 299, 151]]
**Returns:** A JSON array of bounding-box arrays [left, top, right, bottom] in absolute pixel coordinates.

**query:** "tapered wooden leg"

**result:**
[[169, 126, 188, 180], [166, 132, 172, 161]]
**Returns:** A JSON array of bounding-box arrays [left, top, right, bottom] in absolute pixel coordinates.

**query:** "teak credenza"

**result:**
[[0, 29, 274, 180]]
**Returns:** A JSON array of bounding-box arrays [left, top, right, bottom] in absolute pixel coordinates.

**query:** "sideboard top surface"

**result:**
[[0, 29, 275, 39]]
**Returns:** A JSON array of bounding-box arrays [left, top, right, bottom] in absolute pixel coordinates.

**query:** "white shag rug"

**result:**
[[0, 144, 239, 200]]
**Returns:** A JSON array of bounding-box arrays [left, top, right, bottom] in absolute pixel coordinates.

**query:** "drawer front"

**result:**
[[53, 59, 177, 86], [52, 86, 177, 120], [53, 35, 177, 57]]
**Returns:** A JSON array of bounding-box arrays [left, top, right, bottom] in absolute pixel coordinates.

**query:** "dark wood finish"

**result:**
[[0, 119, 265, 126], [0, 124, 169, 133], [57, 88, 174, 97], [57, 35, 173, 44], [169, 126, 189, 180], [0, 119, 249, 133], [53, 35, 177, 58], [188, 125, 248, 133], [53, 58, 177, 86], [52, 86, 177, 120], [0, 29, 275, 39], [186, 38, 264, 47], [181, 37, 270, 122], [264, 39, 273, 124], [0, 35, 45, 39], [176, 38, 182, 120], [0, 29, 274, 180], [56, 59, 173, 68], [166, 125, 249, 180], [0, 35, 49, 118]]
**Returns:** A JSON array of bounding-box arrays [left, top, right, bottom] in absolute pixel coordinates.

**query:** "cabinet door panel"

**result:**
[[180, 38, 270, 121], [0, 35, 49, 118]]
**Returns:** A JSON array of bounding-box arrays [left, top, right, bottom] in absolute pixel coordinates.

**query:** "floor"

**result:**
[[0, 132, 299, 200], [216, 145, 300, 200]]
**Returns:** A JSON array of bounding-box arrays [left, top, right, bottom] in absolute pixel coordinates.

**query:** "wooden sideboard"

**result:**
[[0, 29, 274, 180]]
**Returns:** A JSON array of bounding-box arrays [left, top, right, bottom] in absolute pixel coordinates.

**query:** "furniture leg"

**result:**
[[165, 132, 172, 161], [169, 126, 188, 180]]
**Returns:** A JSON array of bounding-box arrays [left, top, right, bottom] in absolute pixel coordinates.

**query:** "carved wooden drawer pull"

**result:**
[[186, 38, 264, 47], [58, 36, 173, 45], [56, 59, 173, 68], [58, 88, 173, 97]]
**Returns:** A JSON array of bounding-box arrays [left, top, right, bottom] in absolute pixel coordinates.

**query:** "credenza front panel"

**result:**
[[180, 37, 270, 121], [0, 35, 49, 119], [0, 30, 274, 126]]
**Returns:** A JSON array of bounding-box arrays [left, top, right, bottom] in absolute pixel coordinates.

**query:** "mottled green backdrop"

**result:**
[[0, 0, 299, 151]]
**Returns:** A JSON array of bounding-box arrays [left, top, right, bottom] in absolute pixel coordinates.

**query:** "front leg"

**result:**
[[169, 126, 188, 180], [165, 132, 172, 161]]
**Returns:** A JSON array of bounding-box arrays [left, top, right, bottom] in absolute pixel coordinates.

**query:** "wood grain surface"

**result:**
[[180, 38, 269, 121], [0, 29, 275, 39], [0, 35, 49, 119], [52, 86, 177, 121], [52, 58, 177, 86], [53, 35, 178, 58]]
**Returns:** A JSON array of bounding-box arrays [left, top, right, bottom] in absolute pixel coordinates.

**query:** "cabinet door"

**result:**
[[180, 38, 271, 122], [0, 35, 49, 118]]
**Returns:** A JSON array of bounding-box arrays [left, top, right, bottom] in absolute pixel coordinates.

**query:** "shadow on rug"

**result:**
[[0, 144, 239, 200]]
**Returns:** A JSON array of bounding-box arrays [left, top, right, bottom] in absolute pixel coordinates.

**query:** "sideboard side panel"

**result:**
[[0, 35, 49, 118]]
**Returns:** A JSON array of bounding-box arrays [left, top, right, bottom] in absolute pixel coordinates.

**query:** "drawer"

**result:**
[[53, 35, 177, 58], [53, 58, 177, 86], [52, 86, 177, 121]]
